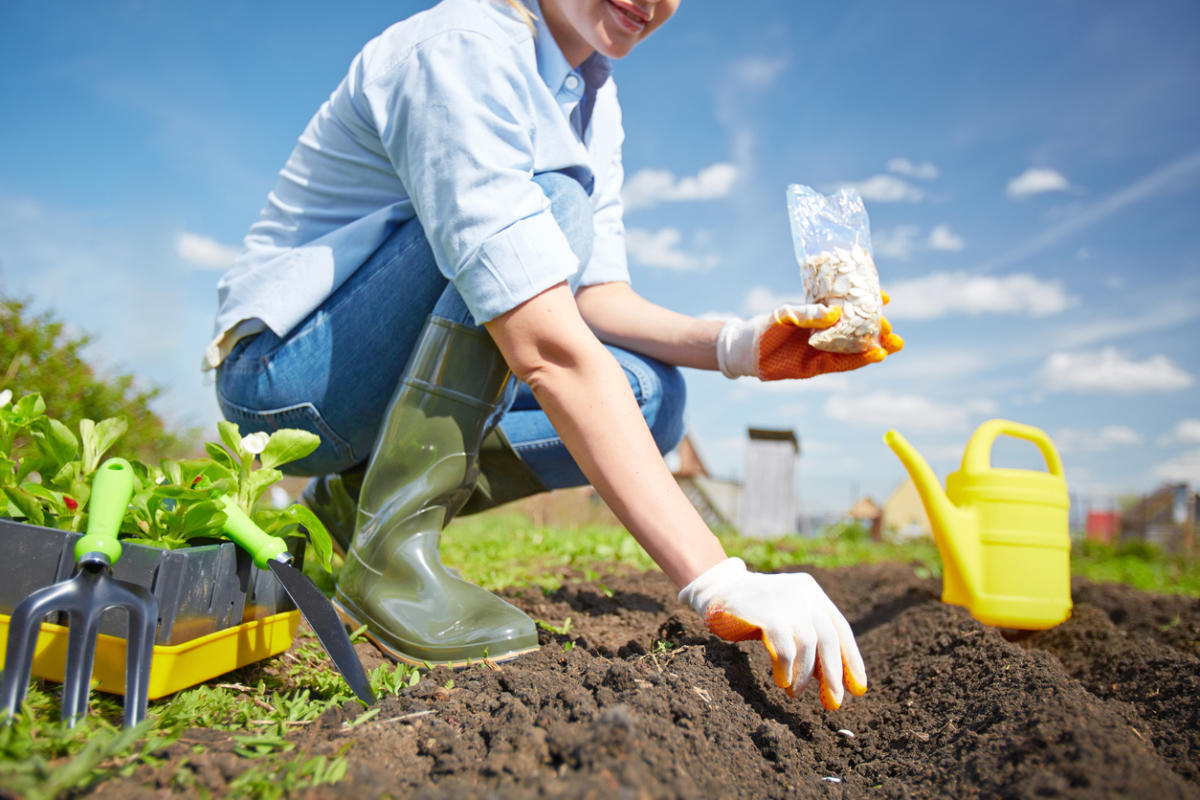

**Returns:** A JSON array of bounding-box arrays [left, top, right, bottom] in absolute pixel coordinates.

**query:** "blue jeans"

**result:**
[[216, 172, 686, 489]]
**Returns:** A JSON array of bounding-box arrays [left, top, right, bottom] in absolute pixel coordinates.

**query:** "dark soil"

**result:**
[[89, 563, 1200, 799]]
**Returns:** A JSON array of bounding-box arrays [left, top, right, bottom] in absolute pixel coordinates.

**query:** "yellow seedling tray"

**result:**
[[0, 610, 300, 700]]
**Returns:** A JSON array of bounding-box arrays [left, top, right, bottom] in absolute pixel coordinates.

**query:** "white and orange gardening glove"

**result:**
[[716, 296, 904, 381], [679, 557, 868, 709]]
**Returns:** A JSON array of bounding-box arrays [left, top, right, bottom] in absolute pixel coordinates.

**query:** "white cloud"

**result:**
[[1155, 449, 1200, 484], [927, 224, 965, 251], [875, 348, 989, 381], [177, 232, 239, 269], [873, 225, 921, 260], [886, 158, 940, 180], [1159, 419, 1200, 446], [885, 271, 1075, 320], [731, 56, 788, 90], [1007, 168, 1070, 198], [747, 372, 856, 394], [1056, 298, 1200, 350], [1039, 348, 1194, 394], [737, 284, 802, 317], [966, 398, 1000, 415], [1053, 425, 1143, 453], [823, 391, 970, 431], [625, 227, 715, 271], [622, 163, 738, 212], [836, 174, 924, 203]]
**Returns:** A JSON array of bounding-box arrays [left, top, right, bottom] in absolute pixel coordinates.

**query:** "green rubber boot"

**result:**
[[332, 316, 540, 666], [304, 422, 547, 556]]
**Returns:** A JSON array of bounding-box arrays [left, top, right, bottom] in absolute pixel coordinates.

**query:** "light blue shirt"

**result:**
[[206, 0, 629, 368]]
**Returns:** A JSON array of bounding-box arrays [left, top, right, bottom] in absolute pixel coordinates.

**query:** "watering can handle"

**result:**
[[961, 419, 1064, 477], [74, 458, 135, 564]]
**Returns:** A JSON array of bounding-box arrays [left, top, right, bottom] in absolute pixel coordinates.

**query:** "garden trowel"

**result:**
[[218, 497, 376, 706]]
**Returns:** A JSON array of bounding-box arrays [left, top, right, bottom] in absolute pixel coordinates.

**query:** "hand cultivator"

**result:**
[[1, 458, 158, 727]]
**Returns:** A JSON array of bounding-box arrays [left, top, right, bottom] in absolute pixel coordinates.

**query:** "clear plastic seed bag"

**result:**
[[786, 184, 883, 354]]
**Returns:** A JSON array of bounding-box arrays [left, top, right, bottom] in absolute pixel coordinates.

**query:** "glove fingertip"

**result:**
[[844, 655, 869, 697], [813, 661, 843, 710], [820, 682, 843, 710]]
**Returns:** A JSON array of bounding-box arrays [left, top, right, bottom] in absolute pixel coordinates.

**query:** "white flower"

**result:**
[[240, 431, 270, 456], [0, 389, 10, 408]]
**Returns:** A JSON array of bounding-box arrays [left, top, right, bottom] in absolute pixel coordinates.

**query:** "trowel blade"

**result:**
[[268, 561, 376, 706]]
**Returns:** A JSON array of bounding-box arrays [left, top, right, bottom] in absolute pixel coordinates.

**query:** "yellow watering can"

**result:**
[[884, 419, 1072, 630]]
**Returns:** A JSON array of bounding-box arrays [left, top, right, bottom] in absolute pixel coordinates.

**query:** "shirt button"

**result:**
[[564, 74, 580, 91]]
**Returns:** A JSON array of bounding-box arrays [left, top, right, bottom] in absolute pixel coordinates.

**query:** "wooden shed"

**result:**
[[738, 428, 799, 539]]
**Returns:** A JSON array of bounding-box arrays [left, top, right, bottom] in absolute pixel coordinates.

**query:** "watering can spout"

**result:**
[[883, 429, 980, 604], [884, 430, 959, 535]]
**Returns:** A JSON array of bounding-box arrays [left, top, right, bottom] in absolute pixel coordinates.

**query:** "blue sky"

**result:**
[[2, 1, 1198, 517]]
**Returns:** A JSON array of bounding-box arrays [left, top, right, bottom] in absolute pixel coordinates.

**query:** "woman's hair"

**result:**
[[499, 0, 537, 31]]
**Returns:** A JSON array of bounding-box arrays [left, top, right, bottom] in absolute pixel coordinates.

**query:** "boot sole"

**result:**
[[332, 597, 540, 669]]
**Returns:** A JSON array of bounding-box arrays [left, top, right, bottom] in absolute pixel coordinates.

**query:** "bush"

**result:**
[[0, 296, 193, 461]]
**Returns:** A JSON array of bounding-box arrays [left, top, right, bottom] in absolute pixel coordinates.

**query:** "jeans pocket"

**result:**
[[216, 397, 357, 477]]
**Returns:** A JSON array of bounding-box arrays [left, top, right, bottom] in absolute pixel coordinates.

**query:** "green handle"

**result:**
[[218, 496, 288, 570], [75, 458, 135, 564]]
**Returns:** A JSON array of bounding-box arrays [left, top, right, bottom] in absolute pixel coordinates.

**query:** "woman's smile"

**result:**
[[605, 0, 650, 34]]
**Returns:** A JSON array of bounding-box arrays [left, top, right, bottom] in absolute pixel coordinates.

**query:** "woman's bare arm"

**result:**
[[574, 281, 724, 370], [484, 282, 726, 588]]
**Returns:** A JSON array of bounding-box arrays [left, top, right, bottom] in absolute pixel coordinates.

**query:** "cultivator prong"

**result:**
[[1, 553, 158, 727], [0, 459, 159, 728]]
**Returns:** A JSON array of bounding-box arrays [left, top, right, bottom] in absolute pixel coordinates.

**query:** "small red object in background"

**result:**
[[1086, 511, 1120, 544]]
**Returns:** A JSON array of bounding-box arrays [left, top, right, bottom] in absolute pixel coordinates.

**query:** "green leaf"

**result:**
[[19, 482, 59, 503], [91, 417, 127, 467], [3, 487, 44, 526], [245, 467, 283, 508], [203, 442, 238, 473], [34, 417, 79, 468], [149, 484, 210, 501], [181, 501, 227, 540], [217, 420, 244, 459], [161, 459, 183, 487], [258, 429, 321, 471], [284, 504, 333, 570], [10, 392, 46, 424], [0, 456, 18, 490], [79, 417, 128, 473]]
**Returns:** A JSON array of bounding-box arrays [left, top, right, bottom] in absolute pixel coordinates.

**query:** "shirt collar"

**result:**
[[530, 1, 612, 96]]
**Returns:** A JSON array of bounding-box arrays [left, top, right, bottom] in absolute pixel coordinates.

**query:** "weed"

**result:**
[[227, 744, 351, 799], [370, 662, 423, 698], [535, 616, 573, 635]]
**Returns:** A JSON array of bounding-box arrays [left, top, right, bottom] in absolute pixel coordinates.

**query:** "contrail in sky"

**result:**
[[969, 148, 1200, 274]]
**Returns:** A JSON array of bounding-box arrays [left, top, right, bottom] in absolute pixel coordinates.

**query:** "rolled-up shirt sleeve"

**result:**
[[366, 30, 580, 325]]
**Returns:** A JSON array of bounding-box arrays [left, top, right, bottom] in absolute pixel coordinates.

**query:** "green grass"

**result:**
[[3, 515, 1195, 797], [445, 512, 1200, 596], [0, 628, 426, 798], [1071, 538, 1200, 595], [441, 513, 945, 590]]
